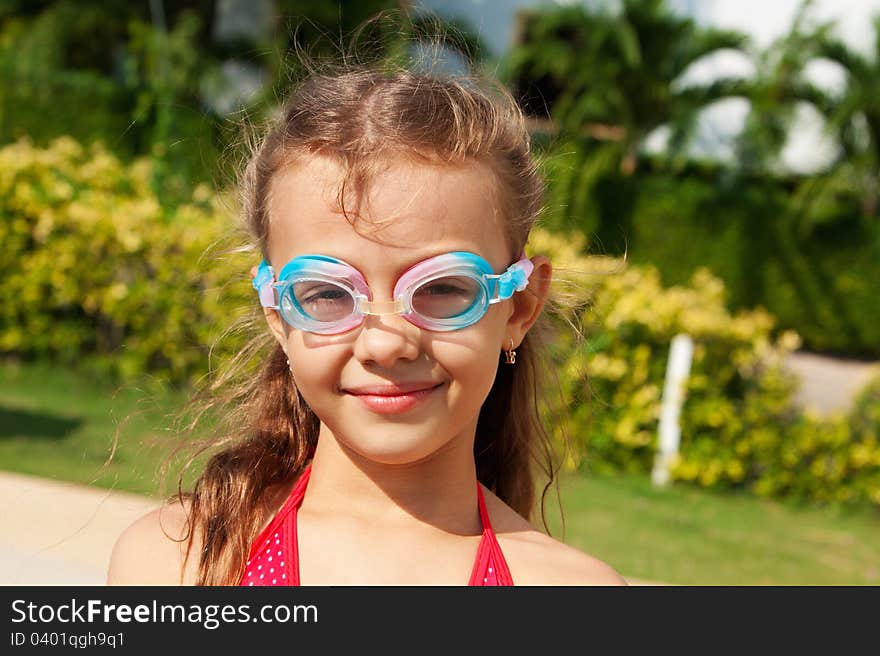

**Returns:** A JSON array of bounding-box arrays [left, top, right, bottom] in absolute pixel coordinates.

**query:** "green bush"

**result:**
[[0, 137, 251, 383], [0, 6, 223, 187], [723, 372, 880, 507], [539, 139, 880, 358], [838, 372, 880, 505], [532, 228, 880, 508], [629, 172, 880, 358]]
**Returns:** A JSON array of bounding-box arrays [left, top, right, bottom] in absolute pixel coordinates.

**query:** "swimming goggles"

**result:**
[[253, 251, 534, 334]]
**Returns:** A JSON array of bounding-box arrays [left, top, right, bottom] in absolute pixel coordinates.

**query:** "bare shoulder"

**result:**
[[106, 497, 199, 585], [481, 486, 628, 586], [501, 530, 628, 586]]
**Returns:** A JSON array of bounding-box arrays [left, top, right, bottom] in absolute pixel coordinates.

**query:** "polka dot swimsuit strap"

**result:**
[[239, 465, 513, 586], [240, 466, 310, 586]]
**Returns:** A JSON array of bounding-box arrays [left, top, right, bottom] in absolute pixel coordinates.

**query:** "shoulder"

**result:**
[[481, 487, 628, 586], [106, 497, 200, 586], [107, 477, 298, 586], [501, 530, 628, 586]]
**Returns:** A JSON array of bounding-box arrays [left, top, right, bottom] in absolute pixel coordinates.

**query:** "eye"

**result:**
[[415, 281, 471, 296], [411, 275, 481, 319], [292, 281, 354, 321], [301, 287, 348, 304]]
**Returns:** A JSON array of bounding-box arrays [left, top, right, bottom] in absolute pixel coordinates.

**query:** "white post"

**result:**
[[651, 334, 694, 487]]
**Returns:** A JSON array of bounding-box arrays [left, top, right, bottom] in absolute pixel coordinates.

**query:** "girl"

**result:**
[[107, 64, 626, 586]]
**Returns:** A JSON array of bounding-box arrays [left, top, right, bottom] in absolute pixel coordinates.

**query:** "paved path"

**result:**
[[783, 351, 879, 416], [0, 471, 159, 585]]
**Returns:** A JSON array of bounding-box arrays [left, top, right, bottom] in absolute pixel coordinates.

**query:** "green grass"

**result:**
[[2, 360, 878, 585], [0, 360, 198, 497], [542, 472, 880, 585]]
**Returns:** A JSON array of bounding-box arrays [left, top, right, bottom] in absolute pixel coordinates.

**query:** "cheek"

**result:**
[[284, 334, 347, 401], [432, 323, 504, 402], [436, 337, 499, 377], [433, 306, 506, 394]]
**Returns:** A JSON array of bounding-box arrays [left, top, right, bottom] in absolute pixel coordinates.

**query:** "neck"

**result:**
[[301, 423, 483, 536]]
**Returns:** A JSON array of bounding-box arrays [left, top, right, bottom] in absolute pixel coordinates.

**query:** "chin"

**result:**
[[346, 440, 447, 467]]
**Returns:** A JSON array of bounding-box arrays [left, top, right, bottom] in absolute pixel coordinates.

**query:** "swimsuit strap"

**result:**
[[467, 483, 514, 586], [241, 466, 310, 586], [287, 465, 311, 585]]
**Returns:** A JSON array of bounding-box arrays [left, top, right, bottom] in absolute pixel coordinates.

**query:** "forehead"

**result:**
[[265, 154, 512, 271]]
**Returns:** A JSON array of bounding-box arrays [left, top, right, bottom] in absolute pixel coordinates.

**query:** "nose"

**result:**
[[352, 312, 422, 368]]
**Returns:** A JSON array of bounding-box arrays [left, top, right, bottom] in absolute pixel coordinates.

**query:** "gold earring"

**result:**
[[504, 338, 516, 365]]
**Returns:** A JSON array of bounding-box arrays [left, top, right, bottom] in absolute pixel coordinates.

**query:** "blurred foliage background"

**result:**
[[1, 0, 878, 516]]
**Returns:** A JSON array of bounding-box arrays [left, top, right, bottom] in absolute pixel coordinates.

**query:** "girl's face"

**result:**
[[262, 154, 550, 466]]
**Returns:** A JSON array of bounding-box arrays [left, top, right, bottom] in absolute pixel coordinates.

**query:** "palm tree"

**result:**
[[737, 2, 880, 225], [728, 2, 876, 354], [503, 0, 750, 172], [734, 1, 836, 176], [807, 16, 880, 219]]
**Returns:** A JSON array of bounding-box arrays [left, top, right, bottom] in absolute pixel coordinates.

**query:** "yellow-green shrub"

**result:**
[[0, 137, 251, 383], [531, 228, 880, 508]]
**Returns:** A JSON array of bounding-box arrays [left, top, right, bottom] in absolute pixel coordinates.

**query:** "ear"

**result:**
[[263, 306, 289, 351], [251, 264, 289, 352], [504, 255, 552, 348]]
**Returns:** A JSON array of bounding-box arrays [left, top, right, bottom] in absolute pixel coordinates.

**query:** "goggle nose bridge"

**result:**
[[354, 296, 408, 316]]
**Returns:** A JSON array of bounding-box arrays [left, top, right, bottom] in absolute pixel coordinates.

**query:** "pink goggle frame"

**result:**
[[253, 251, 534, 334]]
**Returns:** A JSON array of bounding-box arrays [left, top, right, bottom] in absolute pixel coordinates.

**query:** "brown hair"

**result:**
[[172, 62, 562, 585]]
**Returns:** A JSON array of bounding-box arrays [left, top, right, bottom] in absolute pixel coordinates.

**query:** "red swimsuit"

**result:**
[[239, 465, 514, 586]]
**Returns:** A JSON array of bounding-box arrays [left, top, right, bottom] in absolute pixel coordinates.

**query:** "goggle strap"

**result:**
[[489, 255, 534, 302], [254, 260, 278, 308]]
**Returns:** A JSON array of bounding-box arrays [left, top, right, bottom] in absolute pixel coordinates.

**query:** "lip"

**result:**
[[343, 382, 443, 414], [344, 382, 441, 395]]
